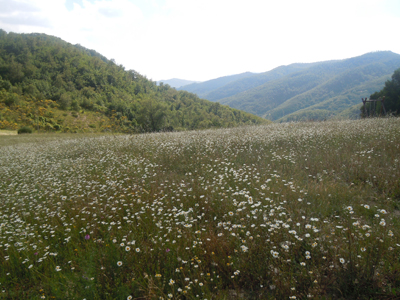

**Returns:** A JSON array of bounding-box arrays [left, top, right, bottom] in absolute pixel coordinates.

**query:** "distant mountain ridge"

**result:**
[[179, 51, 400, 121], [157, 78, 200, 88], [178, 72, 257, 98]]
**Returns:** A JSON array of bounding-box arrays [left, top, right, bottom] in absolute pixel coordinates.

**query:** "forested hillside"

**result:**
[[0, 30, 266, 132], [259, 58, 397, 121], [179, 51, 400, 121], [180, 63, 321, 101]]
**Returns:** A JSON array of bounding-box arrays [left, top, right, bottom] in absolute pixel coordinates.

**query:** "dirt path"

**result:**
[[0, 130, 18, 135]]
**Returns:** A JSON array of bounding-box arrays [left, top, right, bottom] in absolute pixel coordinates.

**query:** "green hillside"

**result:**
[[220, 71, 328, 118], [224, 52, 400, 121], [204, 63, 323, 102], [266, 61, 397, 121], [334, 103, 364, 120], [0, 30, 267, 133], [180, 51, 400, 121], [276, 75, 391, 122]]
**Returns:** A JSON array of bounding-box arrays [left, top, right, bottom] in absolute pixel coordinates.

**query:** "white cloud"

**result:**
[[0, 0, 50, 31], [0, 0, 399, 81]]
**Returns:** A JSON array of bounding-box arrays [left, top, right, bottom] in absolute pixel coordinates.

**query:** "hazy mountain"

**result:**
[[157, 78, 200, 88], [179, 51, 400, 121], [178, 72, 256, 98], [204, 63, 324, 102]]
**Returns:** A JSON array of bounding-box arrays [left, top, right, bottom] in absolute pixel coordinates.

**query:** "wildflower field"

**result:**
[[1, 118, 400, 300]]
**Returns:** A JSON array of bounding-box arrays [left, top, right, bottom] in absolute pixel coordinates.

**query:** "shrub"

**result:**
[[17, 126, 33, 134], [53, 124, 62, 131]]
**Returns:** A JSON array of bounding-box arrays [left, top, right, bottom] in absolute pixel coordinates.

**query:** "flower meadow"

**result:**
[[1, 118, 400, 299]]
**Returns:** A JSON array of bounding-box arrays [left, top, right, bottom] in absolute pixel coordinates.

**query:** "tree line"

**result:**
[[361, 68, 400, 117]]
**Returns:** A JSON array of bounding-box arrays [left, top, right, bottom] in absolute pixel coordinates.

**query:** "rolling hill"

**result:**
[[179, 51, 400, 121], [0, 29, 267, 133]]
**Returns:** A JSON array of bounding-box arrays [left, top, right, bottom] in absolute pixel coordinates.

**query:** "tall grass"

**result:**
[[1, 118, 400, 299]]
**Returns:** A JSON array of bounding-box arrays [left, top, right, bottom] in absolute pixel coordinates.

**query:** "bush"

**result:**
[[53, 124, 62, 131], [17, 126, 33, 134]]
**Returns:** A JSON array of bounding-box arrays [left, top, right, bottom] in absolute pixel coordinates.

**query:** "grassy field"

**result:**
[[1, 118, 400, 299]]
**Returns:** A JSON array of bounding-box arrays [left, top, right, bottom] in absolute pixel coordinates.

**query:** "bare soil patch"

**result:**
[[0, 130, 17, 136]]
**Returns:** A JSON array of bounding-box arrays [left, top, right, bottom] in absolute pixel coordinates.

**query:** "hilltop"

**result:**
[[179, 51, 400, 121], [0, 30, 267, 133]]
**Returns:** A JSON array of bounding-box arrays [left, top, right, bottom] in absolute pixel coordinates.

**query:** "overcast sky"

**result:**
[[0, 0, 399, 82]]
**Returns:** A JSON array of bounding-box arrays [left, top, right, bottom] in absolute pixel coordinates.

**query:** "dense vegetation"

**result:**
[[1, 118, 400, 299], [179, 52, 400, 122], [0, 29, 266, 133], [361, 68, 400, 117]]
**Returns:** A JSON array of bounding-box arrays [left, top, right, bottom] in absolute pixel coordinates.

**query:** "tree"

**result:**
[[368, 68, 400, 115], [59, 93, 72, 110], [137, 96, 168, 132]]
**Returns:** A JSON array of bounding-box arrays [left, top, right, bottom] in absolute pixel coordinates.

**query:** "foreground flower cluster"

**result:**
[[1, 118, 400, 299]]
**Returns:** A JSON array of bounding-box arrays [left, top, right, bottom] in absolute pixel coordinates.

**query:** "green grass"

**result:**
[[1, 118, 400, 299]]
